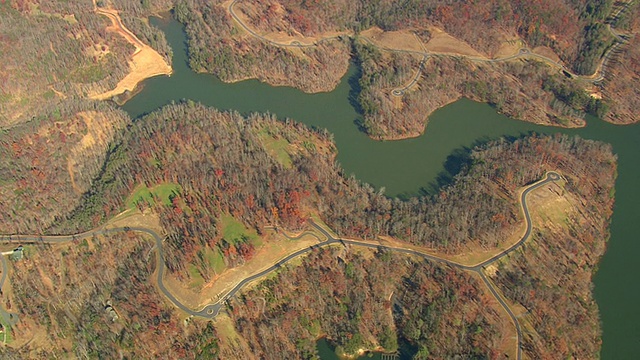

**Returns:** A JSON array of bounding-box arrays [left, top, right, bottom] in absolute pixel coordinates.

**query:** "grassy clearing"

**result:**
[[221, 215, 261, 247], [188, 264, 205, 288], [214, 314, 244, 347], [147, 158, 162, 169], [203, 247, 226, 274], [125, 183, 181, 209], [42, 90, 56, 99], [71, 64, 107, 83], [258, 130, 292, 168], [0, 318, 13, 344]]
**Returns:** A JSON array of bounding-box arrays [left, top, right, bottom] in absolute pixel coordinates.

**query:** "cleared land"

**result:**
[[89, 8, 172, 100]]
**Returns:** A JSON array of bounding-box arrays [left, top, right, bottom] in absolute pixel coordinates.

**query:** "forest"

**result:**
[[1, 232, 221, 358], [170, 0, 630, 138], [353, 39, 610, 139], [0, 101, 128, 234], [0, 0, 624, 358], [173, 0, 351, 93], [238, 0, 614, 75], [2, 0, 635, 143], [228, 247, 505, 358], [602, 7, 640, 126], [43, 103, 615, 268], [0, 102, 616, 359], [0, 0, 175, 127]]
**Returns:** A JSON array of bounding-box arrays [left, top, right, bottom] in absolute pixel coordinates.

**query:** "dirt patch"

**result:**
[[89, 8, 171, 100], [262, 28, 346, 46], [526, 181, 574, 232], [360, 27, 425, 52], [494, 38, 524, 58], [532, 46, 561, 63], [586, 84, 603, 99], [199, 230, 322, 307], [445, 223, 523, 266], [107, 210, 163, 235], [213, 314, 256, 359], [66, 160, 81, 194], [48, 85, 66, 99], [425, 26, 486, 58], [76, 111, 114, 150], [160, 228, 323, 310]]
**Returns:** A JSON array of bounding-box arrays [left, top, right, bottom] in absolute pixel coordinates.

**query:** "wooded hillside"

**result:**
[[45, 103, 616, 278], [0, 103, 616, 359]]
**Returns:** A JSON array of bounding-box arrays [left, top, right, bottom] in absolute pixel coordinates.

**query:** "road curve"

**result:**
[[228, 0, 342, 48], [228, 0, 631, 86], [1, 172, 560, 358], [392, 55, 428, 96]]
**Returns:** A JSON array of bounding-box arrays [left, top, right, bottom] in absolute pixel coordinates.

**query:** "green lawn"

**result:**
[[204, 247, 226, 274], [0, 317, 13, 344], [125, 183, 181, 209], [258, 131, 292, 168], [221, 215, 262, 247], [188, 264, 205, 288]]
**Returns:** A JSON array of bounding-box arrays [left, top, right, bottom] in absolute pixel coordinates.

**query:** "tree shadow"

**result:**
[[347, 56, 373, 134], [348, 60, 364, 115], [393, 133, 533, 201]]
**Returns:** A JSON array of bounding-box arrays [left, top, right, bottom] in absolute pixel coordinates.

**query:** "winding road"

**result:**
[[227, 0, 343, 48], [228, 0, 634, 90], [0, 172, 560, 357]]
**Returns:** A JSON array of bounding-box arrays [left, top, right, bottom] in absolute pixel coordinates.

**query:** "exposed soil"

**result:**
[[532, 46, 562, 63], [162, 229, 324, 310], [89, 8, 172, 100], [360, 27, 425, 52], [425, 26, 486, 58]]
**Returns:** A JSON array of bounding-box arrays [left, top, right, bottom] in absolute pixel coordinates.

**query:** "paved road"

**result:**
[[391, 55, 428, 96], [0, 227, 225, 319], [303, 172, 560, 360], [0, 172, 560, 358]]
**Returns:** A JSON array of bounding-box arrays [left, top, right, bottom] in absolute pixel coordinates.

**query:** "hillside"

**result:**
[[2, 0, 636, 142], [171, 0, 639, 138], [237, 0, 608, 74], [0, 102, 128, 233], [0, 103, 616, 358], [174, 0, 350, 93], [0, 0, 171, 127], [0, 0, 625, 357]]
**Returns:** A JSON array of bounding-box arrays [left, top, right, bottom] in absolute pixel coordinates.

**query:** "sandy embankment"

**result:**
[[90, 8, 172, 100]]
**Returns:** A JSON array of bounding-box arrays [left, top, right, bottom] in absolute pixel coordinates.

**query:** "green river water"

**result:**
[[122, 18, 640, 358]]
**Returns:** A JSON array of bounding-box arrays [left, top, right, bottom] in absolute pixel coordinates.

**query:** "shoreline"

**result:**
[[89, 7, 173, 101]]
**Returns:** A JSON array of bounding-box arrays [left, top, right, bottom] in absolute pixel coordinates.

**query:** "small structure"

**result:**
[[10, 246, 24, 261], [104, 300, 119, 321]]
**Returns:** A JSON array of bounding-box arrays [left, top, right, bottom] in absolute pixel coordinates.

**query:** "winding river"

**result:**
[[121, 18, 640, 358]]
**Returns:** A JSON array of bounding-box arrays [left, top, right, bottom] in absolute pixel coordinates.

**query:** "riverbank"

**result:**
[[89, 7, 172, 101]]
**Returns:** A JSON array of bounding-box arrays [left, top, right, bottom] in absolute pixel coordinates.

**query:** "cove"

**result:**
[[122, 17, 640, 358]]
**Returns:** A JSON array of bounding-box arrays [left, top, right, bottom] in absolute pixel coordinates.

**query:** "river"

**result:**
[[121, 17, 640, 358]]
